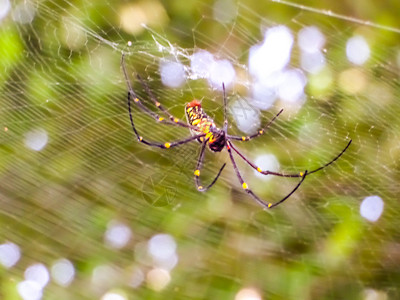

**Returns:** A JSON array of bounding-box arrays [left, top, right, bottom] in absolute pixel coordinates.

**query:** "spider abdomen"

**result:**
[[185, 100, 226, 152]]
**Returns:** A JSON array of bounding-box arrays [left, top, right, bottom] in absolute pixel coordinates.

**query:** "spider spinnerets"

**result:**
[[121, 53, 352, 209]]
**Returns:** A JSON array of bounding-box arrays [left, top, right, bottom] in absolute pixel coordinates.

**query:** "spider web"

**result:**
[[1, 0, 400, 299]]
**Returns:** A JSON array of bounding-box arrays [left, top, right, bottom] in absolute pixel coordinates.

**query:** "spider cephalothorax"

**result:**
[[121, 53, 352, 209]]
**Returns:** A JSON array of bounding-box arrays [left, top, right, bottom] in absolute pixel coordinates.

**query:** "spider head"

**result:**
[[186, 100, 201, 108]]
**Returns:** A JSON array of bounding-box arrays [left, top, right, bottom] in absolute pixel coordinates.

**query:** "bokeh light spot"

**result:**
[[190, 50, 215, 79], [129, 267, 145, 288], [250, 80, 277, 110], [230, 99, 261, 134], [213, 0, 236, 23], [338, 68, 367, 94], [17, 280, 42, 300], [300, 51, 326, 74], [208, 59, 236, 89], [360, 196, 384, 222], [104, 221, 132, 249], [0, 0, 10, 21], [160, 60, 186, 88], [51, 259, 75, 287], [235, 287, 262, 300], [277, 69, 307, 104], [25, 263, 50, 288], [363, 288, 388, 300], [12, 1, 36, 24], [148, 234, 178, 270], [148, 234, 176, 260], [146, 268, 171, 291], [101, 291, 127, 300], [298, 26, 325, 53], [92, 265, 119, 289], [24, 128, 48, 151], [0, 242, 20, 268], [346, 35, 370, 65], [120, 2, 168, 35], [249, 26, 293, 81]]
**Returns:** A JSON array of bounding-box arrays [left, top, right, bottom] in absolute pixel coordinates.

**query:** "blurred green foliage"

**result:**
[[1, 0, 400, 299]]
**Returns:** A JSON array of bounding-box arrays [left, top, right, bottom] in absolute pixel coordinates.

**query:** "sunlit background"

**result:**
[[1, 0, 400, 299]]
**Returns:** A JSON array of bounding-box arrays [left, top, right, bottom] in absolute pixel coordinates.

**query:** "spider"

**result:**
[[121, 54, 352, 209]]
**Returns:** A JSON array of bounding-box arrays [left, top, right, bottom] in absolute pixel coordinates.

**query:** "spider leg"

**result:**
[[227, 109, 284, 142], [226, 141, 308, 208], [121, 53, 199, 131], [122, 54, 164, 122], [228, 139, 352, 177], [127, 88, 206, 148], [194, 139, 226, 192], [136, 74, 195, 128]]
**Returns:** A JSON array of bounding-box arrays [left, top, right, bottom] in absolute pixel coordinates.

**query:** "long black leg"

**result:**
[[121, 53, 199, 130], [228, 139, 352, 177], [136, 74, 196, 129], [226, 141, 308, 208], [127, 88, 206, 148], [122, 54, 162, 122], [194, 139, 226, 191], [227, 109, 284, 141]]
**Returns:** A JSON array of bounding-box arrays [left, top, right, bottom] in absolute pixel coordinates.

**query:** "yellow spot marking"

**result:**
[[268, 203, 272, 208], [164, 143, 171, 148], [194, 170, 200, 176], [174, 118, 179, 123], [198, 186, 203, 190], [205, 132, 213, 140], [134, 98, 139, 102], [242, 136, 246, 141], [155, 101, 161, 107], [158, 117, 164, 121], [300, 172, 304, 177], [259, 130, 264, 134], [257, 167, 262, 173], [192, 119, 201, 125], [242, 182, 248, 189]]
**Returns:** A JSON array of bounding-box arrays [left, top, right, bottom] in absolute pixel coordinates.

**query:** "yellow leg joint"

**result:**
[[268, 203, 272, 208], [194, 170, 200, 176], [300, 172, 304, 177], [134, 98, 139, 103], [242, 182, 248, 189], [155, 101, 161, 107], [158, 117, 164, 121], [198, 185, 203, 190], [164, 143, 171, 148], [174, 118, 179, 123], [257, 167, 262, 173]]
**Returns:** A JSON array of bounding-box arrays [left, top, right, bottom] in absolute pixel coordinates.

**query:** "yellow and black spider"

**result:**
[[121, 54, 352, 209]]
